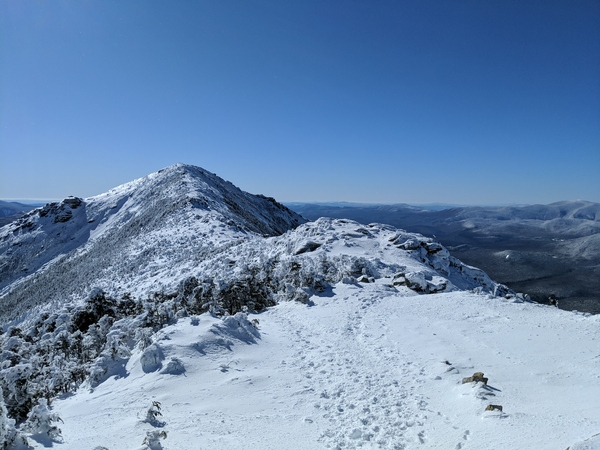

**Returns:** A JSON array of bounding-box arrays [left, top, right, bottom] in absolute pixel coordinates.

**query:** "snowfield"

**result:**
[[1, 164, 599, 450], [45, 285, 600, 450]]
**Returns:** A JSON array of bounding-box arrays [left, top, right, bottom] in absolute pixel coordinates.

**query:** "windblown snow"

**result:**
[[0, 164, 598, 449], [51, 288, 600, 450]]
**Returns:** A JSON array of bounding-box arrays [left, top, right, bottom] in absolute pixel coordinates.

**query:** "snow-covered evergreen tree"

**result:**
[[21, 398, 62, 442]]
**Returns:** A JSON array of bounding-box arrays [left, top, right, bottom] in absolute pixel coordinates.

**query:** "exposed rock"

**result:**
[[392, 274, 407, 286], [485, 404, 503, 412], [39, 202, 59, 218], [398, 239, 421, 250], [63, 196, 83, 208], [427, 278, 447, 293], [294, 241, 321, 255], [39, 197, 83, 223], [462, 372, 488, 385], [405, 272, 428, 292], [53, 210, 73, 223], [424, 242, 444, 254]]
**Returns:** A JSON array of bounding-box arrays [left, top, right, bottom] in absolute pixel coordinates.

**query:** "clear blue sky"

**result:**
[[1, 0, 599, 204]]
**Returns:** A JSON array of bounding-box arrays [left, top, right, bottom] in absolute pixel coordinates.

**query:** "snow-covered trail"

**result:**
[[270, 287, 432, 449], [39, 282, 600, 450], [253, 282, 600, 450]]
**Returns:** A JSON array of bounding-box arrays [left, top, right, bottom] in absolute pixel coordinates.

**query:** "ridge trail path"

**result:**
[[267, 283, 469, 449]]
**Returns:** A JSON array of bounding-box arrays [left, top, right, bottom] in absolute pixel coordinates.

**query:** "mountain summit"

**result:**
[[0, 163, 305, 322]]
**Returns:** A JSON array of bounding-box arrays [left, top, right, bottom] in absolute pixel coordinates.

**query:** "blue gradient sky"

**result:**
[[1, 1, 599, 204]]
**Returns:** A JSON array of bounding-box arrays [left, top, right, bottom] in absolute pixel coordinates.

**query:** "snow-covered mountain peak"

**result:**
[[86, 163, 305, 236], [0, 164, 305, 322]]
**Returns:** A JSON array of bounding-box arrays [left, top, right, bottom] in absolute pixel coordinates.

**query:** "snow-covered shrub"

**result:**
[[143, 401, 165, 428], [0, 250, 373, 428], [21, 398, 62, 441], [142, 430, 167, 450], [71, 289, 117, 333], [217, 313, 260, 343], [161, 357, 185, 375]]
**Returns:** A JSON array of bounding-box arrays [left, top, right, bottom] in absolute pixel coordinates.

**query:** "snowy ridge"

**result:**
[[0, 164, 305, 323], [192, 217, 514, 307]]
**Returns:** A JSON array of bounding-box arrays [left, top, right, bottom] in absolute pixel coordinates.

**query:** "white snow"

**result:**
[[2, 164, 598, 449], [35, 285, 600, 450]]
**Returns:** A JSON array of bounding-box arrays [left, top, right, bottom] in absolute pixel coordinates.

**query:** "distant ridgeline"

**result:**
[[0, 201, 46, 228]]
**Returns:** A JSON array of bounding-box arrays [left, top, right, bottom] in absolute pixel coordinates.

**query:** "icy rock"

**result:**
[[399, 239, 421, 250], [161, 357, 185, 375], [392, 273, 407, 286], [427, 277, 447, 293], [357, 275, 371, 283], [405, 272, 428, 292]]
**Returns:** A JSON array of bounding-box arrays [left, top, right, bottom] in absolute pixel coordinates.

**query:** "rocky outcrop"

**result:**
[[485, 404, 503, 412], [392, 271, 448, 294], [462, 371, 489, 385], [38, 197, 84, 223]]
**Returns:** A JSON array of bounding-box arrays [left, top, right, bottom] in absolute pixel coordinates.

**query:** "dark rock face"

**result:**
[[63, 196, 83, 208], [54, 210, 73, 223], [38, 197, 83, 223]]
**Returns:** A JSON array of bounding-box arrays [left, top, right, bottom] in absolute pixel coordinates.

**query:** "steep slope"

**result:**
[[0, 163, 305, 323]]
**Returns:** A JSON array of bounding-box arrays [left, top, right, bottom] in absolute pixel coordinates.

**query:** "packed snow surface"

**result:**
[[38, 285, 600, 450]]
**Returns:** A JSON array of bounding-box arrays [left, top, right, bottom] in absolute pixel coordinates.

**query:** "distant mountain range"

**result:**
[[288, 201, 600, 313], [0, 201, 47, 227]]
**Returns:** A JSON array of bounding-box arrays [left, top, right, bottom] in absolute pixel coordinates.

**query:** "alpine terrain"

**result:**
[[0, 164, 598, 450], [289, 202, 600, 313]]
